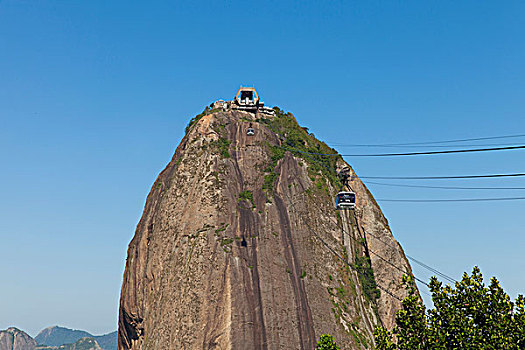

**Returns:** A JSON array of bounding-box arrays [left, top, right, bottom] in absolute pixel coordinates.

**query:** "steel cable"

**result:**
[[364, 181, 525, 190], [280, 145, 525, 157], [326, 133, 525, 147]]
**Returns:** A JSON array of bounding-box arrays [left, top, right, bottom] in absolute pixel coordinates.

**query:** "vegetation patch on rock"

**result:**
[[238, 190, 255, 208], [257, 107, 341, 188]]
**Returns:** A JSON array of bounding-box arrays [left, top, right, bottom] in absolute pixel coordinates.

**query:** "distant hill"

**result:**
[[35, 327, 91, 347], [0, 326, 115, 350], [34, 327, 115, 350], [35, 337, 102, 350], [0, 327, 37, 350], [90, 333, 115, 350]]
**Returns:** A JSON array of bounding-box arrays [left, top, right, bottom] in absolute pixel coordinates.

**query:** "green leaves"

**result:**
[[315, 334, 340, 350], [374, 327, 396, 350], [214, 137, 231, 158], [258, 108, 341, 188], [354, 255, 380, 302], [238, 190, 255, 208], [375, 267, 525, 349]]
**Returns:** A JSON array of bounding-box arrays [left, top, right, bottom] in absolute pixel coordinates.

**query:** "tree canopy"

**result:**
[[315, 334, 340, 350], [374, 266, 525, 349]]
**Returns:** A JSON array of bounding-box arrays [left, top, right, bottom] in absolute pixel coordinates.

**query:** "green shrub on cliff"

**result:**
[[315, 334, 340, 350], [238, 190, 255, 208], [211, 137, 231, 158], [355, 255, 380, 302], [259, 107, 341, 188]]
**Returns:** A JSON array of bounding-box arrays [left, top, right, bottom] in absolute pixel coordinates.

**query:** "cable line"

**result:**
[[282, 147, 467, 285], [281, 145, 525, 157], [357, 226, 457, 284], [406, 256, 457, 284], [282, 143, 525, 182], [330, 142, 525, 148], [277, 146, 455, 296], [280, 145, 520, 274], [377, 197, 525, 202], [267, 132, 504, 286], [327, 133, 525, 147], [360, 173, 525, 180], [277, 144, 525, 195], [273, 136, 465, 287], [284, 141, 522, 285], [364, 181, 525, 190], [347, 225, 430, 287], [265, 127, 513, 290]]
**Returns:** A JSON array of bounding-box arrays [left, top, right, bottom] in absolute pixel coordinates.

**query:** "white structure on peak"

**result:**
[[211, 87, 275, 115]]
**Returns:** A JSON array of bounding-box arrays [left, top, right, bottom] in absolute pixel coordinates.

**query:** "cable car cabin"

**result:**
[[247, 123, 255, 136], [336, 191, 356, 210]]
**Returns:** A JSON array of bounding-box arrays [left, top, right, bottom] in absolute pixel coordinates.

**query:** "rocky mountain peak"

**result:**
[[118, 99, 416, 349], [0, 327, 37, 350]]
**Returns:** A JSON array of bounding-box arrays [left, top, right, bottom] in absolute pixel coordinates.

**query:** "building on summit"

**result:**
[[212, 87, 275, 115]]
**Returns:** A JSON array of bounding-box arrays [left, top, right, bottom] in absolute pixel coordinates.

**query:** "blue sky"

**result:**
[[1, 0, 524, 336]]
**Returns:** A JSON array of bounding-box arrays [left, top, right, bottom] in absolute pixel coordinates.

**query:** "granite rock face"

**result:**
[[118, 108, 416, 349], [0, 328, 37, 350]]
